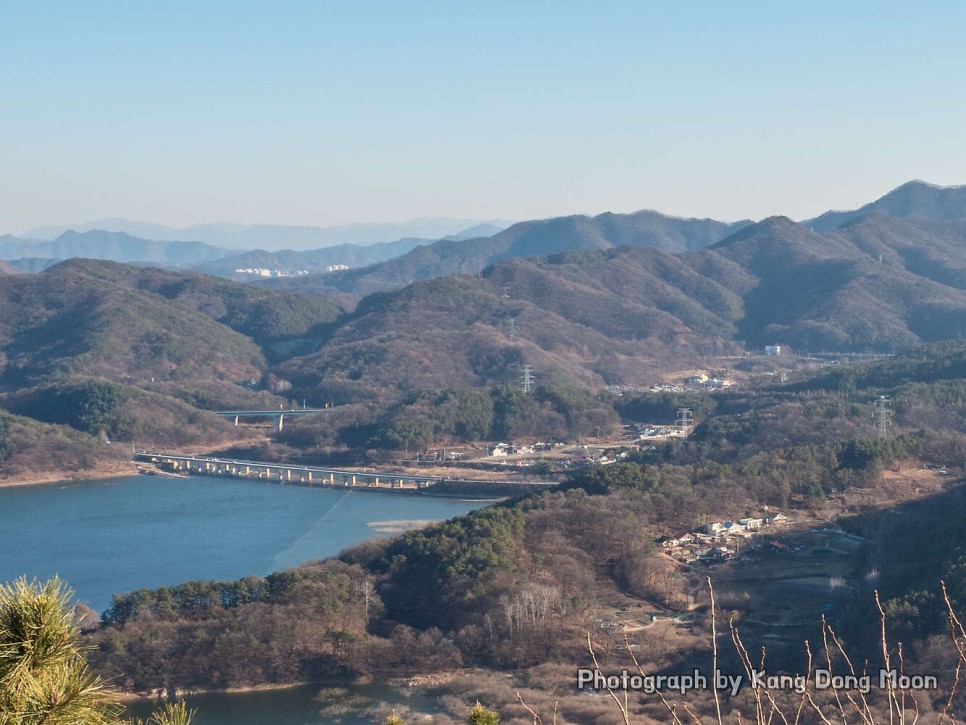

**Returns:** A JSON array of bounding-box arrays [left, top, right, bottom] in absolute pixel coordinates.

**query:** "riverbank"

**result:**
[[113, 681, 310, 703], [0, 460, 138, 488], [119, 679, 454, 724], [115, 668, 469, 702]]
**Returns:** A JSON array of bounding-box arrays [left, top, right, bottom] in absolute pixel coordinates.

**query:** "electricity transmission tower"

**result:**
[[521, 364, 534, 393], [873, 396, 892, 438], [507, 317, 517, 342], [675, 407, 693, 428]]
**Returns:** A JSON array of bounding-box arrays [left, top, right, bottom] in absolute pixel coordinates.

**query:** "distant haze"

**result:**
[[20, 218, 513, 251]]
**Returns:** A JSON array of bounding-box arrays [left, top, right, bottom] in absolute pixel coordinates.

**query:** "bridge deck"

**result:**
[[134, 452, 557, 494]]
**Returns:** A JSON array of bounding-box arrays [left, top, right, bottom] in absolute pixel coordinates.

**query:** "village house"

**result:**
[[658, 532, 695, 548]]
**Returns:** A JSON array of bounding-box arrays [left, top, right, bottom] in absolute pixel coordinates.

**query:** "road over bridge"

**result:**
[[214, 408, 331, 431], [134, 452, 559, 499]]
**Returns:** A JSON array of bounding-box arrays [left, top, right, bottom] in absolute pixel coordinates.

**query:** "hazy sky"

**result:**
[[2, 1, 964, 233]]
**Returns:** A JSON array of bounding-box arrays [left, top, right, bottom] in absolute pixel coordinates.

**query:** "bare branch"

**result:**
[[586, 632, 630, 725], [874, 590, 900, 724], [940, 581, 966, 723], [515, 691, 544, 725], [708, 577, 724, 725], [623, 634, 685, 724]]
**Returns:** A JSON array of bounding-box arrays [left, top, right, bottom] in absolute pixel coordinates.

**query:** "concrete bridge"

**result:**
[[214, 408, 330, 431], [134, 452, 559, 498]]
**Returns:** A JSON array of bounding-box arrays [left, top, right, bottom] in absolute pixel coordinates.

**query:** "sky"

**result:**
[[2, 0, 965, 233]]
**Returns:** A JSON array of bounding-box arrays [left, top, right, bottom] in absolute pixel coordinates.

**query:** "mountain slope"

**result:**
[[702, 216, 966, 350], [278, 214, 966, 400], [807, 180, 966, 232], [4, 202, 965, 410], [828, 213, 966, 290], [276, 246, 752, 402], [266, 210, 751, 303], [0, 260, 341, 388]]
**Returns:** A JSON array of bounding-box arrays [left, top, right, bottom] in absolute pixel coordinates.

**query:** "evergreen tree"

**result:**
[[0, 576, 194, 725], [467, 702, 499, 725]]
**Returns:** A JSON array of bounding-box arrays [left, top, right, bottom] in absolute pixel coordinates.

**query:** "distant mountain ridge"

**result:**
[[259, 180, 966, 305], [190, 232, 504, 281], [0, 230, 232, 268], [2, 227, 508, 277], [190, 241, 427, 280], [806, 180, 966, 232], [269, 209, 753, 303], [274, 211, 966, 401], [20, 217, 513, 251], [13, 180, 966, 283]]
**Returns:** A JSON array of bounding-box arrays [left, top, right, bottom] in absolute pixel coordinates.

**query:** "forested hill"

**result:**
[[277, 214, 966, 401], [276, 248, 748, 402], [267, 210, 751, 301], [0, 259, 346, 479], [699, 215, 966, 349], [0, 259, 341, 389], [1, 207, 963, 415], [87, 343, 966, 720]]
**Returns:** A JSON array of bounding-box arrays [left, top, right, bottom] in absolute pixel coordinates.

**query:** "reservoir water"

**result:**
[[124, 684, 446, 724], [0, 473, 487, 722], [0, 474, 486, 614]]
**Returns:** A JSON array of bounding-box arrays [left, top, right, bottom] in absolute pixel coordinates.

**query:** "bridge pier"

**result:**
[[276, 414, 284, 432], [137, 452, 542, 496]]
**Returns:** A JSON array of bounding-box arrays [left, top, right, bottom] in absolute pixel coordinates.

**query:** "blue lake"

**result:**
[[124, 684, 445, 724], [0, 474, 485, 614]]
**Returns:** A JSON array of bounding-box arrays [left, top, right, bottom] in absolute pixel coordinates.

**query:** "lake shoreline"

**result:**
[[114, 681, 310, 703], [0, 461, 138, 489], [115, 668, 467, 701]]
